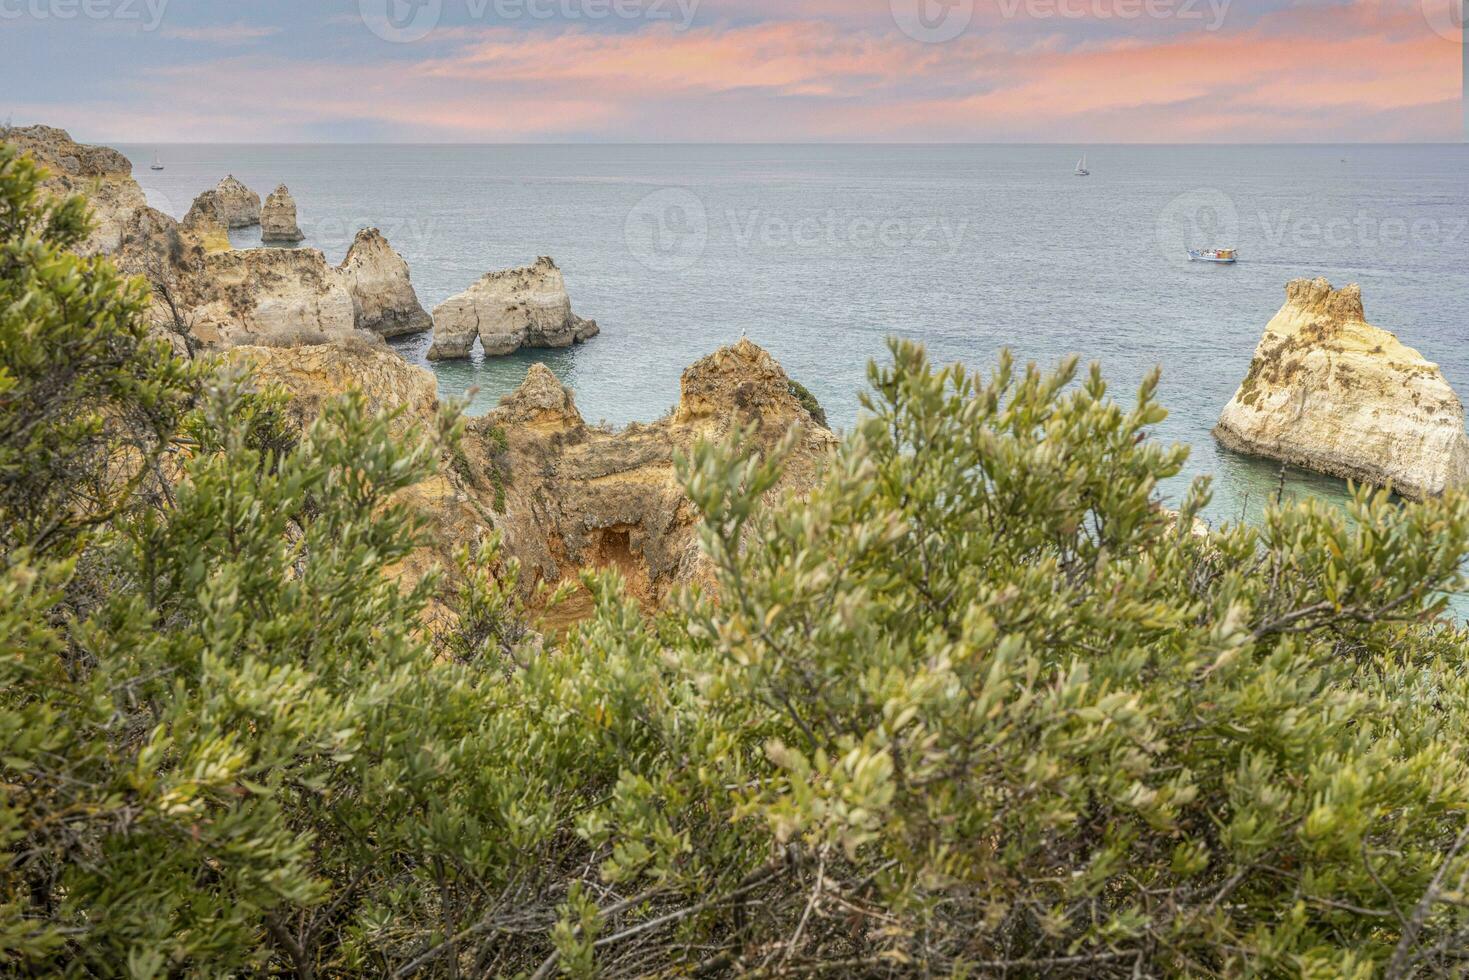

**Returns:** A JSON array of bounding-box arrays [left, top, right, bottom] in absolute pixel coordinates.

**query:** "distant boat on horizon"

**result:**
[[150, 151, 164, 171], [1188, 247, 1238, 264], [1074, 154, 1090, 176]]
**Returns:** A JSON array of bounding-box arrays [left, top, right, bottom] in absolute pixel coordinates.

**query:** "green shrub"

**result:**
[[0, 144, 195, 560], [787, 377, 828, 429], [4, 140, 1469, 978]]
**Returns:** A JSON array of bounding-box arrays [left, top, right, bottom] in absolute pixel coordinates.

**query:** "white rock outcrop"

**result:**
[[1214, 278, 1469, 500], [334, 228, 432, 337], [215, 176, 261, 228], [427, 256, 599, 360], [184, 248, 358, 348], [261, 185, 305, 244]]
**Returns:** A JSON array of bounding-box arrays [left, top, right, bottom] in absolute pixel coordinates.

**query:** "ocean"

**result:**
[[117, 143, 1469, 534]]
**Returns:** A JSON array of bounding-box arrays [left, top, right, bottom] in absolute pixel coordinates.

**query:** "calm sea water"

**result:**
[[118, 144, 1469, 538]]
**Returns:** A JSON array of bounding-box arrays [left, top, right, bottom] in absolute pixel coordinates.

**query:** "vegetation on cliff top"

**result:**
[[5, 143, 1469, 978]]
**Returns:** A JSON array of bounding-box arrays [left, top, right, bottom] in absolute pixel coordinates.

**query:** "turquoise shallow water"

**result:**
[[117, 144, 1469, 544]]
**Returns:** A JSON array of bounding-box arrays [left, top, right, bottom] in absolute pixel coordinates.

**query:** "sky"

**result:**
[[0, 0, 1464, 142]]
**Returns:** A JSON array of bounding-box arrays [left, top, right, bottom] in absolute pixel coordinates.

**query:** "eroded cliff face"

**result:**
[[335, 228, 433, 337], [1, 129, 348, 351], [228, 339, 490, 592], [427, 256, 599, 360], [181, 190, 233, 254], [237, 338, 833, 618], [229, 336, 439, 429], [215, 176, 261, 229], [187, 248, 360, 347], [5, 125, 149, 255], [461, 338, 835, 609], [1214, 278, 1469, 500]]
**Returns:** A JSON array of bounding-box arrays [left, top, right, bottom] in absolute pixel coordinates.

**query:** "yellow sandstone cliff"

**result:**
[[234, 338, 834, 617], [1214, 278, 1469, 500]]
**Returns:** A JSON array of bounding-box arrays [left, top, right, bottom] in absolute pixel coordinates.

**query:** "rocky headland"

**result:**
[[474, 338, 832, 607], [238, 337, 833, 613], [215, 175, 261, 228], [4, 127, 441, 349], [1215, 278, 1469, 500], [4, 127, 618, 360], [261, 184, 305, 244], [5, 124, 148, 255], [334, 228, 433, 337], [427, 256, 599, 360]]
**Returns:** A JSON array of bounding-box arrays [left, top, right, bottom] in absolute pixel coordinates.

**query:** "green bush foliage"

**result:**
[[4, 142, 1469, 978]]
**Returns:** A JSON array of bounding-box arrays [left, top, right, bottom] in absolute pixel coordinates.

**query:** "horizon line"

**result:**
[[95, 139, 1469, 148]]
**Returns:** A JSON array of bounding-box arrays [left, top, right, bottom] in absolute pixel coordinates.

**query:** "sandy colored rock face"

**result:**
[[237, 338, 831, 623], [427, 256, 599, 360], [465, 338, 834, 611], [231, 340, 488, 595], [261, 185, 305, 244], [230, 339, 439, 430], [335, 228, 432, 337], [186, 247, 358, 347], [181, 191, 233, 254], [215, 176, 261, 228], [6, 127, 379, 352], [5, 125, 149, 255], [1214, 278, 1469, 500]]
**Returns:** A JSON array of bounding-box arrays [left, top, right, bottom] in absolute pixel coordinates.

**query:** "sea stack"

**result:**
[[335, 228, 432, 337], [261, 185, 305, 244], [427, 256, 598, 360], [214, 175, 261, 228], [1214, 278, 1469, 500]]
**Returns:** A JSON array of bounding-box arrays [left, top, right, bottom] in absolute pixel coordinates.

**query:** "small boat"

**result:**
[[150, 151, 164, 171], [1074, 154, 1090, 176], [1188, 248, 1238, 264]]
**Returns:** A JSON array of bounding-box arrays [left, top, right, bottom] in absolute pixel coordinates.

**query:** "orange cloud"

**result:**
[[37, 0, 1465, 142]]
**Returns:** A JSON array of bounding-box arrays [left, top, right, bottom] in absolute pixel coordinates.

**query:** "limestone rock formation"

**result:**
[[4, 125, 149, 254], [230, 338, 439, 433], [181, 190, 233, 254], [185, 247, 358, 347], [232, 340, 488, 593], [467, 338, 834, 611], [5, 126, 369, 350], [114, 208, 356, 349], [261, 185, 305, 245], [107, 205, 211, 354], [215, 175, 261, 228], [1214, 278, 1469, 500], [235, 337, 831, 622], [427, 256, 598, 360], [335, 228, 432, 337]]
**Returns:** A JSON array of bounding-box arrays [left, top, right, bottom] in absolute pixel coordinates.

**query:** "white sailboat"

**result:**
[[1074, 154, 1090, 176], [150, 150, 164, 171], [1188, 248, 1238, 264]]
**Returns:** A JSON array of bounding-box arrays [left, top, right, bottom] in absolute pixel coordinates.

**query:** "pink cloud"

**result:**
[[32, 0, 1465, 142]]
